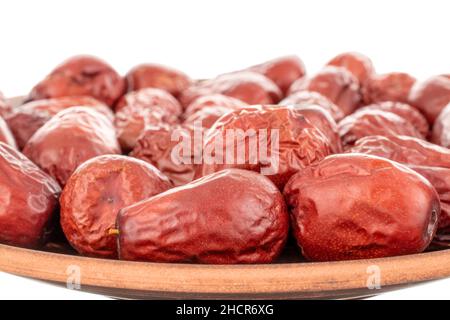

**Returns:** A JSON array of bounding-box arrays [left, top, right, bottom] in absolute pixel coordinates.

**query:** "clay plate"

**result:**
[[1, 96, 450, 299]]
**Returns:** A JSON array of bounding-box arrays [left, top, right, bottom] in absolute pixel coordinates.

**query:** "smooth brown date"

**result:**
[[125, 63, 192, 99], [246, 56, 306, 94], [358, 101, 429, 137], [196, 106, 332, 189], [349, 134, 450, 231], [117, 169, 289, 264], [6, 96, 112, 149], [114, 88, 182, 151], [179, 72, 282, 108], [131, 125, 197, 187], [284, 153, 440, 261], [408, 75, 450, 124], [60, 155, 171, 258], [288, 66, 361, 116], [280, 90, 344, 122], [432, 103, 450, 148], [0, 142, 61, 248], [29, 55, 125, 107], [23, 107, 121, 186], [0, 116, 17, 148], [338, 109, 423, 147], [326, 52, 375, 84], [362, 72, 416, 105]]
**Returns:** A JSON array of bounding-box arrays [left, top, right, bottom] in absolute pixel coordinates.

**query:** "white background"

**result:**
[[0, 0, 449, 299]]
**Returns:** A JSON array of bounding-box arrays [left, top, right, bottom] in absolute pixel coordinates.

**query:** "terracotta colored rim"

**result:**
[[1, 244, 449, 296]]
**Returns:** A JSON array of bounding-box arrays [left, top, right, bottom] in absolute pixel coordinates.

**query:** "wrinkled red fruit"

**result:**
[[23, 107, 121, 186], [179, 72, 282, 108], [338, 109, 423, 147], [284, 153, 440, 262], [280, 90, 344, 122], [60, 155, 171, 258], [114, 88, 182, 151], [117, 169, 289, 264], [326, 52, 375, 84], [6, 96, 112, 149], [29, 55, 125, 106], [246, 56, 306, 94], [196, 106, 332, 189], [432, 103, 450, 148], [349, 134, 450, 231], [0, 117, 17, 148], [362, 72, 416, 105], [184, 94, 247, 118], [0, 92, 12, 118], [0, 142, 61, 248], [131, 125, 197, 187], [288, 66, 361, 116], [409, 75, 450, 124], [358, 101, 429, 137], [126, 63, 192, 98]]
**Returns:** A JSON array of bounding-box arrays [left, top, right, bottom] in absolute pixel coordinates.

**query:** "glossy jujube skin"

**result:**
[[284, 154, 440, 262], [179, 72, 282, 108], [349, 135, 450, 230], [246, 56, 306, 94], [23, 107, 121, 186], [126, 63, 192, 98], [431, 103, 450, 148], [338, 109, 423, 147], [0, 116, 17, 148], [6, 96, 112, 149], [60, 155, 172, 258], [117, 169, 289, 264], [0, 142, 61, 248], [358, 101, 429, 137], [280, 90, 344, 122], [29, 56, 125, 107], [196, 106, 332, 189], [114, 88, 182, 151], [408, 75, 450, 124], [131, 125, 198, 187], [362, 72, 416, 105], [288, 66, 362, 116], [326, 52, 375, 84]]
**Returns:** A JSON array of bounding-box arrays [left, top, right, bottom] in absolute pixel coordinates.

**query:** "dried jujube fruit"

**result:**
[[338, 109, 423, 147], [126, 63, 192, 98], [23, 107, 121, 186], [358, 101, 429, 137], [179, 72, 282, 108], [117, 169, 289, 264], [29, 55, 125, 106], [431, 103, 450, 148], [362, 72, 416, 105], [326, 52, 375, 84], [409, 75, 450, 124], [0, 116, 17, 148], [184, 94, 247, 118], [284, 153, 440, 262], [196, 106, 332, 189], [60, 155, 171, 258], [114, 88, 182, 151], [0, 92, 12, 118], [280, 90, 344, 122], [0, 142, 61, 248], [6, 96, 112, 149], [246, 55, 306, 94], [288, 66, 362, 116]]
